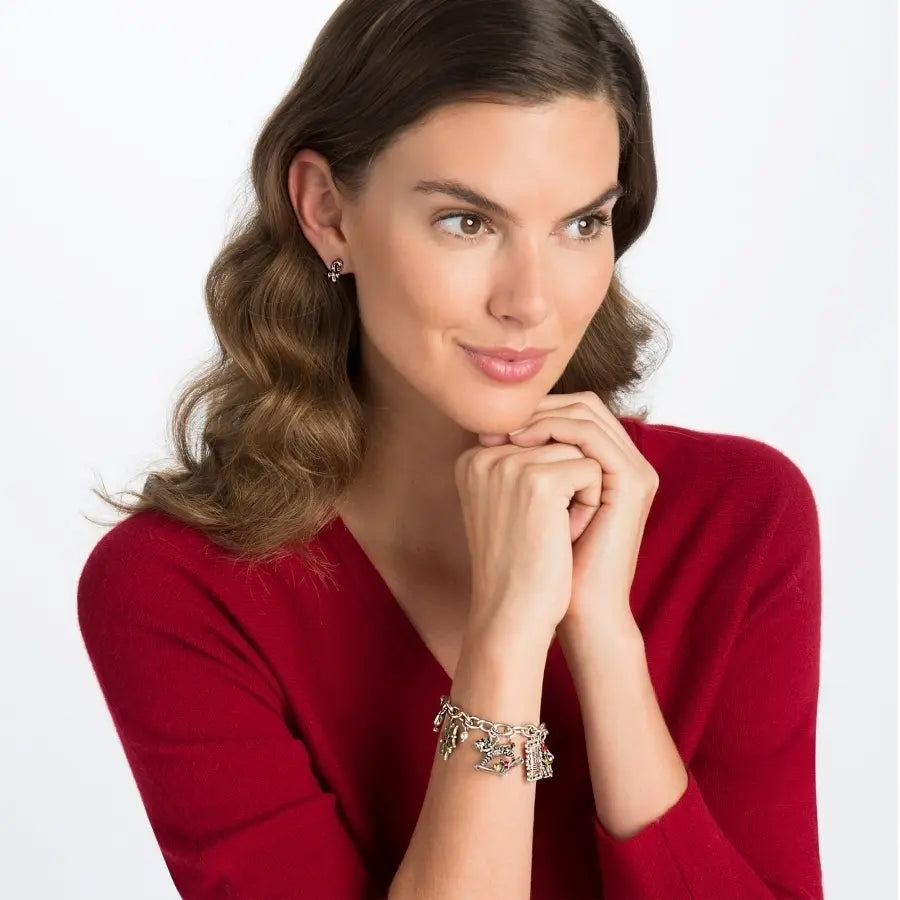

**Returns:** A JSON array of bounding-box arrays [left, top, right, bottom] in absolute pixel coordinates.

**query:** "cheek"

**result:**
[[381, 236, 479, 329], [356, 252, 459, 352], [352, 221, 437, 325], [563, 252, 614, 320], [561, 277, 611, 330]]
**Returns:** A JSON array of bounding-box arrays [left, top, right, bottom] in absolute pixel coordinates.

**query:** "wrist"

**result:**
[[453, 630, 550, 726], [465, 606, 556, 655], [556, 607, 642, 648], [557, 613, 646, 686], [463, 622, 554, 663]]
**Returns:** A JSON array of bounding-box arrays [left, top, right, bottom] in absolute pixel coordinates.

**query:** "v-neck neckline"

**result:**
[[324, 514, 456, 686], [323, 513, 563, 688]]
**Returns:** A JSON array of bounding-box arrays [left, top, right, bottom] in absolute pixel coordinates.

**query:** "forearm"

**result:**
[[561, 615, 688, 840], [389, 632, 550, 900]]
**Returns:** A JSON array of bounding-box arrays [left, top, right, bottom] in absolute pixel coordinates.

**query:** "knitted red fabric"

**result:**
[[78, 417, 823, 898]]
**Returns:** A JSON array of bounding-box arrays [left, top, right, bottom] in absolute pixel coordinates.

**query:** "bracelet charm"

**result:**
[[473, 733, 525, 775], [524, 732, 555, 781], [432, 694, 554, 782]]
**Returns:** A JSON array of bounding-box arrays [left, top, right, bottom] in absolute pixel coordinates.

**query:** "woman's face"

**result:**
[[340, 94, 622, 435]]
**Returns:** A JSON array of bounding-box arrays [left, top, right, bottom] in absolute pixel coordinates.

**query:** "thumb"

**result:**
[[478, 433, 510, 446]]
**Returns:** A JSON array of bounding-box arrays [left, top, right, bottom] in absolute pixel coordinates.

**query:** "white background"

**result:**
[[1, 0, 896, 896]]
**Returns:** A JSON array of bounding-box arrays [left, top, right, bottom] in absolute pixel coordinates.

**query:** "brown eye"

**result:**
[[576, 217, 595, 238], [459, 215, 483, 236], [436, 213, 488, 241], [562, 212, 612, 243]]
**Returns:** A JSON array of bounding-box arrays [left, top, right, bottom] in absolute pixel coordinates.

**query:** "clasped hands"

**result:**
[[477, 391, 658, 643]]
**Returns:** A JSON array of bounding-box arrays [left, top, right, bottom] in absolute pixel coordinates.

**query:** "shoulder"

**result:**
[[76, 509, 253, 629], [620, 416, 818, 523], [79, 508, 225, 584], [81, 507, 216, 566]]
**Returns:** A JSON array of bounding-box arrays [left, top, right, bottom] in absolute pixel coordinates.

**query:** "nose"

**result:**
[[488, 237, 552, 326]]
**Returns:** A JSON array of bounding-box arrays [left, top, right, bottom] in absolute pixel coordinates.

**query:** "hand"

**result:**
[[455, 424, 603, 649], [479, 391, 658, 633]]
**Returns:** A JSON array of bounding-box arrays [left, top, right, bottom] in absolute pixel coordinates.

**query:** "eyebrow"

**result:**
[[412, 178, 625, 225]]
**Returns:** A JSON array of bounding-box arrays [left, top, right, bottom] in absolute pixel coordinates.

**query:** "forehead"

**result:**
[[373, 95, 620, 190]]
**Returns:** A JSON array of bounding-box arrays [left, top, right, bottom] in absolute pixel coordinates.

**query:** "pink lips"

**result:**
[[460, 344, 549, 383], [461, 344, 551, 361]]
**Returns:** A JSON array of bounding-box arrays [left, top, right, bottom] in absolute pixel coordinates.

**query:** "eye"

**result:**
[[561, 213, 613, 243], [435, 212, 490, 242]]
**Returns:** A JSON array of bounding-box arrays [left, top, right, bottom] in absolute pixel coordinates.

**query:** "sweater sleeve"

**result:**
[[591, 455, 824, 899], [77, 526, 383, 900]]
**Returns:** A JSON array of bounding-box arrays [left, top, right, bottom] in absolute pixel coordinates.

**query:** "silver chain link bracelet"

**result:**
[[432, 694, 555, 782]]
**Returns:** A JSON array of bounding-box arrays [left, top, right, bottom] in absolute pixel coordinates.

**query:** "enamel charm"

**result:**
[[472, 733, 526, 776]]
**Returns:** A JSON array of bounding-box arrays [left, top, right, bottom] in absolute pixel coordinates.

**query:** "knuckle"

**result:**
[[639, 465, 660, 499], [521, 463, 548, 491], [454, 448, 479, 482], [495, 451, 519, 480]]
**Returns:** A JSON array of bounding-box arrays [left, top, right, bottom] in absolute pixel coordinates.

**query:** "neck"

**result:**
[[338, 408, 476, 578], [337, 345, 483, 580]]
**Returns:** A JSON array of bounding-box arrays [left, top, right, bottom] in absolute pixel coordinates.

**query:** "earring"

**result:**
[[326, 258, 344, 282]]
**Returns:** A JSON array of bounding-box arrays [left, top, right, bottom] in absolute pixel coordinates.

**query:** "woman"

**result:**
[[77, 0, 823, 897]]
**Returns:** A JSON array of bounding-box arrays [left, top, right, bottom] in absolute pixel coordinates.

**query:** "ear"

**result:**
[[286, 148, 353, 273]]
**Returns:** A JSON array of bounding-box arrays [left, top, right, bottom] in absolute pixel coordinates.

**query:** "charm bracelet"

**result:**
[[432, 694, 555, 782]]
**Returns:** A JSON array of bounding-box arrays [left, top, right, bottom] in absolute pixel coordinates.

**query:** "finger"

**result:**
[[537, 391, 634, 449], [530, 454, 602, 513], [508, 415, 622, 477], [484, 438, 601, 509], [478, 433, 510, 446], [513, 408, 622, 459]]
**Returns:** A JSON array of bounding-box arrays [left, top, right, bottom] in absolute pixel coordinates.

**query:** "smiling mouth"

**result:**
[[460, 345, 549, 383], [459, 343, 552, 362]]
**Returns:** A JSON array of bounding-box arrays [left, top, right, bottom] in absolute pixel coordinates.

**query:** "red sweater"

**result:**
[[77, 416, 824, 899]]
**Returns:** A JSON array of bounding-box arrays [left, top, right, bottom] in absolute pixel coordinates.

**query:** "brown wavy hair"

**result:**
[[88, 0, 672, 578]]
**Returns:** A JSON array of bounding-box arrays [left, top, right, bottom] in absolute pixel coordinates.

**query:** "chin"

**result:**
[[452, 393, 547, 437]]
